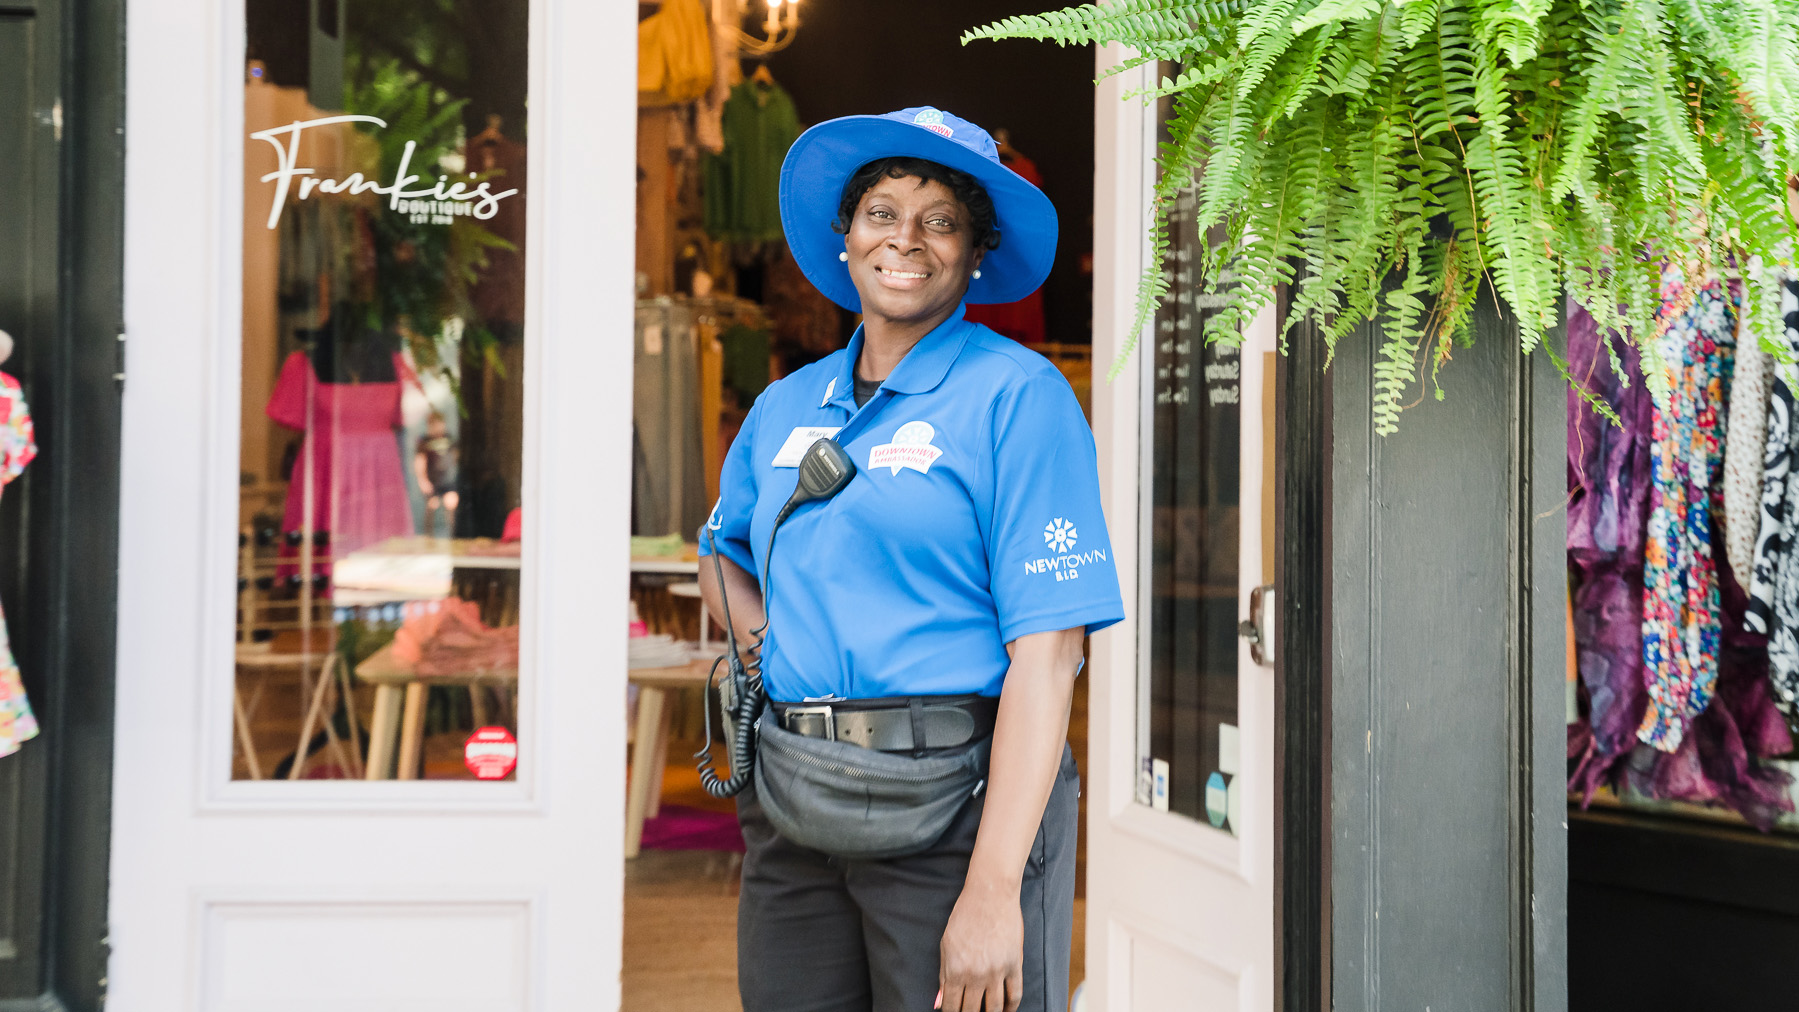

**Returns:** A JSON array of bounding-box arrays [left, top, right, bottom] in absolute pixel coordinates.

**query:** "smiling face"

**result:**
[[842, 174, 985, 331]]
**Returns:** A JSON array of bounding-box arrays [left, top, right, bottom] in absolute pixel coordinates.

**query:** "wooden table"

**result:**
[[626, 658, 717, 858], [355, 642, 518, 780]]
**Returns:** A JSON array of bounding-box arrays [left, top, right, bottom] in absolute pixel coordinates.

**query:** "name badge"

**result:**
[[771, 426, 841, 468]]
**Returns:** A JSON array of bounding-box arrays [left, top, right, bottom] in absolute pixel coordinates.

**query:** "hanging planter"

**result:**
[[965, 0, 1799, 433]]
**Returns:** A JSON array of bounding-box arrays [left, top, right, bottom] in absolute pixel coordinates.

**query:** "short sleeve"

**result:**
[[985, 372, 1125, 643], [266, 350, 310, 431], [697, 395, 762, 575]]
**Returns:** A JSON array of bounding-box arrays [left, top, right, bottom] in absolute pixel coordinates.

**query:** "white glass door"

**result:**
[[1085, 49, 1277, 1011], [109, 1, 635, 1007]]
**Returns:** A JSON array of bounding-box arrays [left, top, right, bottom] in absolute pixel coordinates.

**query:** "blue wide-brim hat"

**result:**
[[779, 106, 1058, 312]]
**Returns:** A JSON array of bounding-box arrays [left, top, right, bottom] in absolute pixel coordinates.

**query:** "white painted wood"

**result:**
[[1085, 47, 1277, 1012], [110, 0, 635, 1007]]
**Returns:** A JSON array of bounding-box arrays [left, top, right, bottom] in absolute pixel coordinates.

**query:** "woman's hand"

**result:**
[[937, 871, 1024, 1011], [937, 626, 1086, 1012]]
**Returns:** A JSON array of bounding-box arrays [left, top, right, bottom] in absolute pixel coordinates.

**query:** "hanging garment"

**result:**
[[963, 147, 1048, 344], [637, 0, 714, 105], [266, 349, 417, 559], [1566, 304, 1654, 797], [1721, 304, 1771, 589], [1748, 278, 1799, 711], [633, 300, 707, 539], [0, 371, 37, 758], [703, 80, 800, 243], [1639, 272, 1738, 752]]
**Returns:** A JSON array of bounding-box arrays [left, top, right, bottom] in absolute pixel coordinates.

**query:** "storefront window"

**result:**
[[234, 0, 529, 781], [1139, 179, 1243, 830]]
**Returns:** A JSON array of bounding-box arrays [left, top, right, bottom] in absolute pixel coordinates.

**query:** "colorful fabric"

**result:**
[[1721, 305, 1772, 588], [1566, 305, 1655, 796], [1749, 278, 1799, 710], [1639, 272, 1738, 752], [0, 370, 36, 758]]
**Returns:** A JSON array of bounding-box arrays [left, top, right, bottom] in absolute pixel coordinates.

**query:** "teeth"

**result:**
[[879, 268, 928, 279]]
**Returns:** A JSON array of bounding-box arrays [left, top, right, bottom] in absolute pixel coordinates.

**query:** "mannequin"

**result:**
[[0, 329, 39, 759]]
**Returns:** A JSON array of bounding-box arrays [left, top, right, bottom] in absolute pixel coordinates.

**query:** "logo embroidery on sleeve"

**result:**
[[1026, 516, 1107, 581], [868, 421, 944, 475]]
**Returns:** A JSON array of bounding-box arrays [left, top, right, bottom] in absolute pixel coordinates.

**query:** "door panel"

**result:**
[[110, 1, 635, 1007], [1087, 49, 1276, 1011]]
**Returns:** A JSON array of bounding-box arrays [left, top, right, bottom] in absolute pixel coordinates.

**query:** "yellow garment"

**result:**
[[638, 0, 714, 105]]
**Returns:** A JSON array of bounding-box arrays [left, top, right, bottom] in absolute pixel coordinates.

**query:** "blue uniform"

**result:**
[[701, 306, 1124, 701]]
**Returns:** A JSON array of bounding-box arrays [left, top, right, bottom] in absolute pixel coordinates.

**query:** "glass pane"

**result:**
[[1138, 177, 1243, 829], [235, 0, 529, 781]]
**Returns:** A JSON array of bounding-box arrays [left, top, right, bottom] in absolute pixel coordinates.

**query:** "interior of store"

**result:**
[[623, 1, 1097, 1007], [1564, 180, 1799, 1006]]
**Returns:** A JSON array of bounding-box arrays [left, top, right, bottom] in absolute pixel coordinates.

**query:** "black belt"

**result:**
[[772, 695, 997, 753]]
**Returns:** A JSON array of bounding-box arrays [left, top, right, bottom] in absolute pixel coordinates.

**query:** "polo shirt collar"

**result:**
[[826, 304, 973, 412]]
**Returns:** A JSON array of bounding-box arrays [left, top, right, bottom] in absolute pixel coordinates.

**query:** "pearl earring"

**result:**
[[972, 269, 982, 280], [839, 252, 849, 262]]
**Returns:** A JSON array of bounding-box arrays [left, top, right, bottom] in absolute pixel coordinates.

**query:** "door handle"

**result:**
[[1237, 583, 1275, 667]]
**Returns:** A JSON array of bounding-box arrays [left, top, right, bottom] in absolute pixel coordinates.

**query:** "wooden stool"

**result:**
[[355, 642, 519, 780], [625, 659, 716, 858]]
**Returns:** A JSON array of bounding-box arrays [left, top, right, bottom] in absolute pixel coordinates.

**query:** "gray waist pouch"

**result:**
[[753, 712, 990, 861]]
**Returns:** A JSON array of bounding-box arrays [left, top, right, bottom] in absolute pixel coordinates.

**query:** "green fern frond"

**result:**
[[972, 0, 1799, 432]]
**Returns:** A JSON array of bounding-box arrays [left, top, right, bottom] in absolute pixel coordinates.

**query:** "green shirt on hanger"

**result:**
[[704, 80, 801, 243]]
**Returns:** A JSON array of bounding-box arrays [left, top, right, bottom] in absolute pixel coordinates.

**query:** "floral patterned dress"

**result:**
[[1639, 272, 1738, 752], [0, 371, 37, 758]]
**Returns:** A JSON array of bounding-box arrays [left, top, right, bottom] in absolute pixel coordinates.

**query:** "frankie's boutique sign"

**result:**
[[251, 115, 520, 230]]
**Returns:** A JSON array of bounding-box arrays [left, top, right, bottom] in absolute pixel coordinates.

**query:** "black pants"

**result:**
[[736, 743, 1080, 1012]]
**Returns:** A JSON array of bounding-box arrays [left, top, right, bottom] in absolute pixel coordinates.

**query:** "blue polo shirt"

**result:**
[[700, 306, 1124, 701]]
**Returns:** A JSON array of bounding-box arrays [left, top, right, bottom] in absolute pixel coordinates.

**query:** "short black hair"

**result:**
[[831, 157, 1002, 252]]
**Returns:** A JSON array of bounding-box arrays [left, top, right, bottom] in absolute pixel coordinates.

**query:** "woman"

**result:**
[[700, 107, 1123, 1012]]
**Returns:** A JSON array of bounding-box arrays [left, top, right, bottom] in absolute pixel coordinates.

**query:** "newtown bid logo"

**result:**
[[1027, 517, 1107, 582]]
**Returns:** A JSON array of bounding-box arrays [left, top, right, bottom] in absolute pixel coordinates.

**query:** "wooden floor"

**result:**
[[622, 677, 1090, 1010]]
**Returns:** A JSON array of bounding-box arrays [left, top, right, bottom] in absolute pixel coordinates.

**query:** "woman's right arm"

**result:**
[[699, 552, 766, 657]]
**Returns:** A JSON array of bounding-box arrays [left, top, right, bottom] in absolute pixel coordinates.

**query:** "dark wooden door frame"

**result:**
[[1277, 304, 1330, 1012], [0, 0, 124, 1007]]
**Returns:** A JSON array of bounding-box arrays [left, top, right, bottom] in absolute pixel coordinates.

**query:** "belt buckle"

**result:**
[[784, 704, 836, 742]]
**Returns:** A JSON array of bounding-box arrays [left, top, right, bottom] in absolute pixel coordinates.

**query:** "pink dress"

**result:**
[[267, 350, 416, 559]]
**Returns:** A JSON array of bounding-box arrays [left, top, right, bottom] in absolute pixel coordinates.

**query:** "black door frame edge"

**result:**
[[1276, 298, 1329, 1011], [31, 0, 124, 1006]]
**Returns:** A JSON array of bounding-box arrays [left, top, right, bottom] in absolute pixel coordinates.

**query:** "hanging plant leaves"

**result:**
[[965, 0, 1799, 434]]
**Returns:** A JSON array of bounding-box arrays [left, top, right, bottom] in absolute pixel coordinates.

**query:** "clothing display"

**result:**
[[0, 370, 37, 758], [1567, 276, 1799, 830], [1749, 278, 1799, 712], [1639, 273, 1736, 752], [963, 144, 1048, 344], [702, 80, 800, 243], [266, 348, 416, 559], [1722, 311, 1771, 587], [634, 298, 709, 539], [637, 0, 713, 105]]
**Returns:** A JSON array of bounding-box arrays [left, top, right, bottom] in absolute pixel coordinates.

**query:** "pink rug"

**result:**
[[641, 805, 745, 852]]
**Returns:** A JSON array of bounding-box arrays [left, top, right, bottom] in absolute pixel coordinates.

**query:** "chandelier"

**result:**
[[716, 0, 801, 58]]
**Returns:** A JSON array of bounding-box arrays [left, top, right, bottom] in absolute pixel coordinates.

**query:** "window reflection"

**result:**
[[234, 0, 528, 782]]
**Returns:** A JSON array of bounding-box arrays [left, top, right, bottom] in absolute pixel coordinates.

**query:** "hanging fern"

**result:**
[[965, 0, 1799, 434]]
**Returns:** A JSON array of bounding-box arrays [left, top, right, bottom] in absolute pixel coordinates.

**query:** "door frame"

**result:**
[[0, 0, 125, 1007]]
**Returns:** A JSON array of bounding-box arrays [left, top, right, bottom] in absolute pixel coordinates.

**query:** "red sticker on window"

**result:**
[[464, 726, 518, 780]]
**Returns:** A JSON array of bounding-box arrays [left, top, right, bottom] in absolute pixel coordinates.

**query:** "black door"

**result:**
[[0, 0, 123, 1008]]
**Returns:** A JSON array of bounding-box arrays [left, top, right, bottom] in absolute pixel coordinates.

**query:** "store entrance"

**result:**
[[622, 2, 1097, 1007]]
